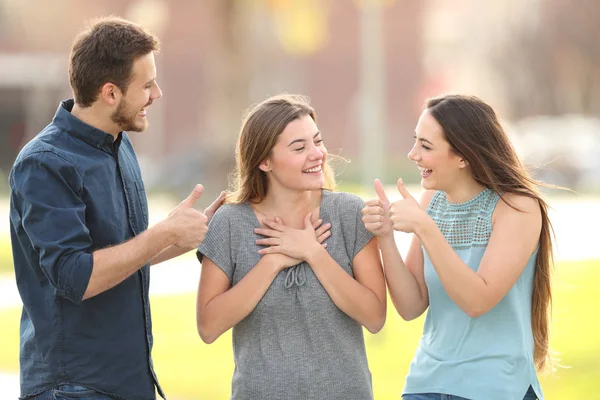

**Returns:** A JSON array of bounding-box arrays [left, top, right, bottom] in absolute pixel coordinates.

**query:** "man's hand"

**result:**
[[204, 191, 226, 223], [165, 184, 209, 250]]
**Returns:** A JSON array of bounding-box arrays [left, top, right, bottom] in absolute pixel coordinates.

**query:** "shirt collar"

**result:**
[[53, 99, 122, 152]]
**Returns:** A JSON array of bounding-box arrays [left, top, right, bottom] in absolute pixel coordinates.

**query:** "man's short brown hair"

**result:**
[[68, 16, 160, 107]]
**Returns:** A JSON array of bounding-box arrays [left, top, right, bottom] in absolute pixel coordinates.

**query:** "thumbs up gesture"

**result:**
[[361, 179, 393, 237], [389, 178, 424, 234], [170, 184, 205, 215], [166, 184, 211, 250]]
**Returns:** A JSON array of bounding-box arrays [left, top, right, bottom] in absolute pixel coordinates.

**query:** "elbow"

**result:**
[[366, 320, 385, 334], [398, 307, 426, 321], [395, 301, 427, 321], [365, 309, 386, 334], [465, 308, 484, 319], [197, 323, 219, 344], [196, 314, 220, 344], [464, 302, 492, 319], [399, 311, 419, 322]]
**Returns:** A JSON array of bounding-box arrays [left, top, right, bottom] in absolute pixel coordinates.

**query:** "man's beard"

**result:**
[[111, 98, 147, 132]]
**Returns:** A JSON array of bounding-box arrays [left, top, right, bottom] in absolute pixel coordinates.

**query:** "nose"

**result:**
[[407, 143, 418, 161], [152, 81, 163, 100], [309, 145, 324, 160]]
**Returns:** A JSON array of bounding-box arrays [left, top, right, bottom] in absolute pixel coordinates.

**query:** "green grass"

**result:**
[[0, 259, 598, 399]]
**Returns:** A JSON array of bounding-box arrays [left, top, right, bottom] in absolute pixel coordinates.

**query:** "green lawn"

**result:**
[[0, 259, 598, 399]]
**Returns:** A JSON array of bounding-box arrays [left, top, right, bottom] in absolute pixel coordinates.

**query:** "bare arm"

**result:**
[[196, 217, 331, 343], [378, 232, 429, 321], [150, 245, 189, 266], [196, 255, 282, 344], [362, 180, 433, 320], [306, 238, 387, 333], [416, 193, 542, 317], [151, 190, 226, 266], [86, 222, 174, 299], [257, 213, 386, 333], [85, 185, 212, 300]]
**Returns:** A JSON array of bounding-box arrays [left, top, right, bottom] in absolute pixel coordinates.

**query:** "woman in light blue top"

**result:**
[[361, 94, 553, 400]]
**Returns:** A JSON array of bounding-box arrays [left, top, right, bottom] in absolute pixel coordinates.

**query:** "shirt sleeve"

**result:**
[[197, 205, 234, 281], [10, 151, 93, 304], [340, 193, 373, 262]]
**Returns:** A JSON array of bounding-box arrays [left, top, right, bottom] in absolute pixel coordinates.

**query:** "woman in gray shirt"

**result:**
[[196, 94, 387, 400]]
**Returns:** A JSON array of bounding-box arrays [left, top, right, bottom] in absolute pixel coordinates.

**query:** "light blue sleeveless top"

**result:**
[[403, 188, 543, 400]]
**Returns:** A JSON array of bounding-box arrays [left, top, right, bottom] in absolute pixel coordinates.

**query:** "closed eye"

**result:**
[[414, 135, 432, 150]]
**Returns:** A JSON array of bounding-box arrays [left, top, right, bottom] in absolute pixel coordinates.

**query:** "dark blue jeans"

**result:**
[[403, 385, 538, 400], [27, 384, 115, 400]]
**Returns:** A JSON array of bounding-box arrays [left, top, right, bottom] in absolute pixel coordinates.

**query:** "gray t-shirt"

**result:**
[[198, 190, 374, 400]]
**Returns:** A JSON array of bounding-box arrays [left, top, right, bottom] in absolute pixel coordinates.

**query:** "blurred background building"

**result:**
[[1, 2, 599, 399], [2, 0, 597, 196]]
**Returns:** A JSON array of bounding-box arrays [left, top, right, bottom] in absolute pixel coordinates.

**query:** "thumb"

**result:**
[[304, 212, 314, 230], [181, 184, 204, 208], [396, 178, 414, 200], [374, 179, 389, 204], [205, 191, 226, 215]]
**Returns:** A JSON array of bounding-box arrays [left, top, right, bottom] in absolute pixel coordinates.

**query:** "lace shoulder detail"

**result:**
[[426, 188, 500, 249]]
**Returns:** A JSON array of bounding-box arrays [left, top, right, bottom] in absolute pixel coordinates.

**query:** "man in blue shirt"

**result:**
[[9, 17, 224, 400]]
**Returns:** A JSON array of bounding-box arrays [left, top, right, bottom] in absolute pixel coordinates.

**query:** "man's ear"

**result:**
[[100, 82, 121, 106], [258, 158, 271, 172]]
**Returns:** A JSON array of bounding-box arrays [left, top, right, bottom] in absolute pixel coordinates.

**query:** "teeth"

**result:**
[[303, 166, 322, 173]]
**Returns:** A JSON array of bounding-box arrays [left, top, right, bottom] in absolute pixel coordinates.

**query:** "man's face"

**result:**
[[111, 52, 162, 132]]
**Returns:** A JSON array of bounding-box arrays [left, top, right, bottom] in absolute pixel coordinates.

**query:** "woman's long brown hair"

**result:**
[[228, 94, 336, 204], [426, 94, 554, 371]]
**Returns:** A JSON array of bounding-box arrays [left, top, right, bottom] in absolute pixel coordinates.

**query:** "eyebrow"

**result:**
[[414, 133, 434, 146], [144, 78, 156, 86], [288, 131, 321, 147]]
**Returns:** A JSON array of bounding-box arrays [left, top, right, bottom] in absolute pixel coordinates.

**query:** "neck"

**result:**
[[254, 188, 322, 228], [71, 103, 120, 138], [444, 177, 486, 204]]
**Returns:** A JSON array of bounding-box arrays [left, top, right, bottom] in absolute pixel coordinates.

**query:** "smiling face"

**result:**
[[260, 114, 328, 192], [407, 109, 468, 191], [110, 52, 162, 132]]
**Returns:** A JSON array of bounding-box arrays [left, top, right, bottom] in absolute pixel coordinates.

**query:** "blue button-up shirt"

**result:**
[[9, 99, 164, 400]]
